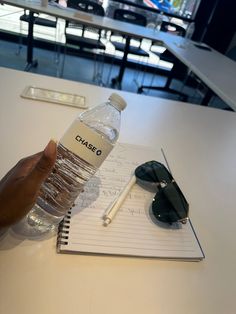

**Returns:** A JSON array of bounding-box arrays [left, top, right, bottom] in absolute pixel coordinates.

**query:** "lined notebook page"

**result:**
[[58, 143, 204, 260]]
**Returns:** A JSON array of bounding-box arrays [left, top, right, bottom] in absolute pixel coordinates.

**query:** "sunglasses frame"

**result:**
[[135, 161, 189, 224]]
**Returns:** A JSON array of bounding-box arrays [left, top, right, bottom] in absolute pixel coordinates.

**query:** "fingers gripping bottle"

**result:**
[[27, 93, 127, 233]]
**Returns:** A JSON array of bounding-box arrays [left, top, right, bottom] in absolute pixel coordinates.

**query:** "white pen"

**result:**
[[103, 175, 136, 226]]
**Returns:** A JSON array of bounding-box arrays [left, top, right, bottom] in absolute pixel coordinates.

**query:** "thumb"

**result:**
[[27, 140, 57, 188]]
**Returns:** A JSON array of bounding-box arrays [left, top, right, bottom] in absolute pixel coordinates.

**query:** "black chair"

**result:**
[[111, 9, 148, 57], [61, 0, 106, 83], [17, 10, 59, 63], [108, 9, 149, 88], [150, 21, 186, 72], [160, 21, 186, 37], [138, 21, 188, 101]]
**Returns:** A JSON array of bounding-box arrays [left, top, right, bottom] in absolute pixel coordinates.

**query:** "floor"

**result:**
[[0, 4, 231, 110]]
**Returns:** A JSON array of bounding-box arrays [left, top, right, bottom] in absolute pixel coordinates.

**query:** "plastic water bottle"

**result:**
[[155, 12, 164, 31], [26, 93, 127, 233], [185, 21, 195, 39]]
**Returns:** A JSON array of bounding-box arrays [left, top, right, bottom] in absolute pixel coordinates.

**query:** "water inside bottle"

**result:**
[[81, 120, 119, 144], [27, 143, 97, 231], [27, 121, 118, 233]]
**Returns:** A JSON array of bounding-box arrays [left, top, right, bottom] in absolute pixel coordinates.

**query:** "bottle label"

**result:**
[[60, 120, 114, 168]]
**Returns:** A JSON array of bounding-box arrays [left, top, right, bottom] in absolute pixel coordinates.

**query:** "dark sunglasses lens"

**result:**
[[152, 183, 189, 224], [135, 161, 172, 183]]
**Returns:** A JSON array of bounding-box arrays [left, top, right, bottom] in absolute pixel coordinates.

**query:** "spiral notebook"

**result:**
[[57, 143, 204, 261]]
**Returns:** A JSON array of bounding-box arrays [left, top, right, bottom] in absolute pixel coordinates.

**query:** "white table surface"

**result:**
[[2, 0, 236, 110], [1, 67, 236, 314], [164, 36, 236, 110]]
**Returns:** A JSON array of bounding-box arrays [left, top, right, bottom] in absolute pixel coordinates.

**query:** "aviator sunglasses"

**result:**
[[135, 161, 189, 224]]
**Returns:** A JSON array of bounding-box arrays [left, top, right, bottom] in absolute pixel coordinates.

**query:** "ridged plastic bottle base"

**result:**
[[26, 203, 64, 233]]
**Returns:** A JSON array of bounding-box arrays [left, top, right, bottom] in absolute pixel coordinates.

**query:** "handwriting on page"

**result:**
[[74, 143, 152, 216], [68, 143, 203, 259]]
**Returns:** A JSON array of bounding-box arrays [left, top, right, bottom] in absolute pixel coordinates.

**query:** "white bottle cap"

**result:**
[[109, 93, 127, 111]]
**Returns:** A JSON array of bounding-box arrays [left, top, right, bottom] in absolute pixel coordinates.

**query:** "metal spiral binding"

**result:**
[[56, 210, 72, 249]]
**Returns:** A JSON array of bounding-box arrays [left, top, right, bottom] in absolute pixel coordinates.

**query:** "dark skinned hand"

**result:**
[[0, 140, 57, 228]]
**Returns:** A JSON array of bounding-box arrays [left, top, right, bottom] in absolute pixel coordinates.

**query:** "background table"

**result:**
[[1, 67, 236, 314], [164, 37, 236, 108], [3, 0, 236, 110]]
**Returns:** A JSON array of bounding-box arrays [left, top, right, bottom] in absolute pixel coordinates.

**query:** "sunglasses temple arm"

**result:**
[[161, 148, 172, 175], [103, 175, 136, 226]]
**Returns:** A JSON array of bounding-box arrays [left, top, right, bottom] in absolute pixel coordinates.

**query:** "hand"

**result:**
[[0, 140, 57, 228]]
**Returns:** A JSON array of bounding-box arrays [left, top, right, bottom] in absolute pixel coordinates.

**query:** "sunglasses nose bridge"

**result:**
[[179, 217, 189, 224], [159, 179, 175, 188]]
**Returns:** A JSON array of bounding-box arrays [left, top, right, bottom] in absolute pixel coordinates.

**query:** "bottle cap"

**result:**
[[109, 93, 127, 111]]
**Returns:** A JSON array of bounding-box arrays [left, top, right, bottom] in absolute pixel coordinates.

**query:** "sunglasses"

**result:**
[[135, 161, 189, 224]]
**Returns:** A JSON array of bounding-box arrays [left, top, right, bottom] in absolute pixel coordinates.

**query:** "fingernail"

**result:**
[[44, 139, 57, 158]]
